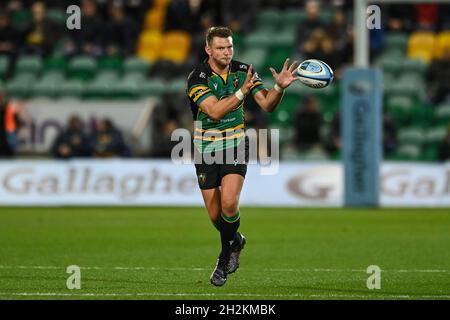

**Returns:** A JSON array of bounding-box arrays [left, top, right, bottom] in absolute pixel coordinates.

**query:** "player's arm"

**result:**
[[198, 65, 258, 121], [253, 58, 300, 113]]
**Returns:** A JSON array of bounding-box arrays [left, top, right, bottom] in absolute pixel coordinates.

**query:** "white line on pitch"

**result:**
[[0, 292, 450, 299], [0, 265, 449, 273]]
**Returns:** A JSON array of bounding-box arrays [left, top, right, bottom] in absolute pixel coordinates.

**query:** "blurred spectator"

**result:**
[[21, 1, 61, 57], [426, 48, 450, 105], [0, 10, 20, 78], [149, 93, 185, 158], [293, 96, 323, 151], [104, 2, 138, 57], [301, 29, 337, 71], [0, 89, 20, 158], [221, 0, 256, 34], [51, 115, 90, 159], [90, 118, 131, 158], [325, 111, 398, 156], [65, 0, 104, 57], [296, 0, 325, 52], [384, 4, 414, 32], [326, 9, 352, 74], [438, 124, 450, 162], [415, 4, 439, 31]]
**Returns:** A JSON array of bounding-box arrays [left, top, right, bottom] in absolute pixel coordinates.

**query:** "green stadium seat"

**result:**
[[256, 9, 282, 31], [44, 55, 67, 72], [384, 33, 408, 52], [5, 73, 37, 98], [137, 78, 167, 97], [11, 9, 32, 28], [425, 126, 447, 145], [235, 48, 267, 72], [32, 72, 66, 98], [84, 71, 119, 98], [15, 55, 43, 75], [243, 31, 274, 50], [389, 77, 424, 101], [68, 56, 97, 81], [58, 80, 86, 98], [167, 78, 186, 95], [47, 8, 66, 26], [123, 57, 151, 76], [401, 58, 427, 76], [113, 73, 146, 99], [280, 10, 306, 30], [375, 56, 403, 74], [434, 104, 450, 126], [0, 56, 8, 80], [420, 145, 439, 161], [398, 127, 425, 146], [395, 144, 421, 160], [98, 56, 123, 71]]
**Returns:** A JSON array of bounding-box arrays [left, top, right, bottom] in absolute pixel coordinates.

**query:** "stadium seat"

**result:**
[[98, 56, 123, 71], [43, 55, 67, 72], [143, 8, 166, 31], [407, 31, 435, 63], [384, 33, 408, 52], [113, 73, 146, 99], [5, 73, 37, 98], [398, 127, 425, 146], [420, 145, 439, 161], [166, 78, 186, 95], [395, 144, 421, 160], [243, 31, 274, 50], [159, 31, 191, 64], [376, 55, 403, 74], [280, 10, 306, 31], [58, 80, 86, 98], [434, 31, 450, 59], [137, 77, 167, 96], [425, 126, 447, 145], [0, 56, 8, 80], [11, 9, 31, 28], [123, 57, 151, 76], [68, 56, 97, 81], [84, 71, 119, 98], [47, 8, 66, 26], [137, 30, 162, 63], [15, 55, 43, 75], [256, 9, 282, 31], [32, 71, 66, 98], [401, 59, 427, 76], [386, 95, 414, 118], [234, 48, 267, 72], [434, 104, 450, 126]]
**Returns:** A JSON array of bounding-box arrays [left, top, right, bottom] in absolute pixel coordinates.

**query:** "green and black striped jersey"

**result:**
[[186, 59, 265, 153]]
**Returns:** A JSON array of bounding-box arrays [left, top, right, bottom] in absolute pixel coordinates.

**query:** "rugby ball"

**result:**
[[296, 59, 334, 88]]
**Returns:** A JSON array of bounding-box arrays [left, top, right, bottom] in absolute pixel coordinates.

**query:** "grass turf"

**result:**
[[0, 207, 449, 300]]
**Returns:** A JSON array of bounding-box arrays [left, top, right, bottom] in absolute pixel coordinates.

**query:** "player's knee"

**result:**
[[221, 198, 238, 217]]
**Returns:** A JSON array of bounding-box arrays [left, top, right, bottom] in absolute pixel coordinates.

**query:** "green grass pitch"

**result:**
[[0, 207, 449, 300]]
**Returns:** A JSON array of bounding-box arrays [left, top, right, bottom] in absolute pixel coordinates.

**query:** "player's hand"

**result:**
[[270, 58, 301, 89], [241, 64, 258, 95]]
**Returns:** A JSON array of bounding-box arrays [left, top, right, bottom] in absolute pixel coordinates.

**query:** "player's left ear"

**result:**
[[205, 45, 211, 57]]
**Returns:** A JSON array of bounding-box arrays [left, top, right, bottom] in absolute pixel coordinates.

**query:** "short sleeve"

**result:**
[[187, 70, 214, 106], [250, 71, 265, 96]]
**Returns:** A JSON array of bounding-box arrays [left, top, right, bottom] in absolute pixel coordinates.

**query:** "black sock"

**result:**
[[211, 218, 221, 232], [219, 211, 240, 257]]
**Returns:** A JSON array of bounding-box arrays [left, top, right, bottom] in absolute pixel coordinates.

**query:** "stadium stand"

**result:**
[[0, 0, 449, 161]]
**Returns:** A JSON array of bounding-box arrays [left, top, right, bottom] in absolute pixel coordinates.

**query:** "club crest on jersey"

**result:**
[[233, 76, 240, 88], [198, 173, 206, 186]]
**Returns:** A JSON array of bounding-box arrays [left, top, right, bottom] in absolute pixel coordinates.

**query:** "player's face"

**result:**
[[206, 36, 234, 68]]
